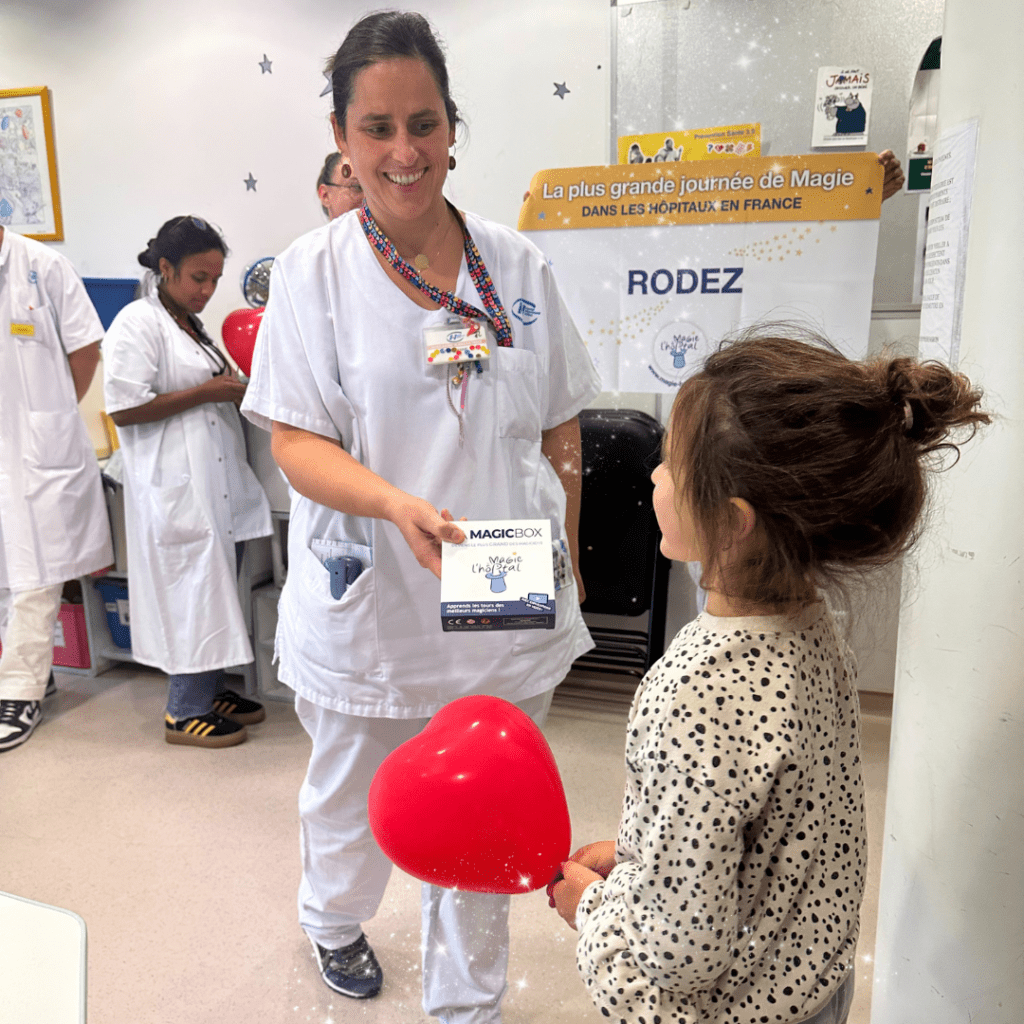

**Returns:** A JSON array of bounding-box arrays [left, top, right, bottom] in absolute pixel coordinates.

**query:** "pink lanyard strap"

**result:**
[[358, 202, 514, 348]]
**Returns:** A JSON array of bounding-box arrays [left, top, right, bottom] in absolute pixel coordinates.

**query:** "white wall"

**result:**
[[871, 0, 1024, 1018]]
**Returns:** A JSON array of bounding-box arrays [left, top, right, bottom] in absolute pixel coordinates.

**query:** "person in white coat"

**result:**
[[0, 227, 113, 751], [316, 151, 364, 220], [242, 11, 600, 1023], [103, 216, 272, 748]]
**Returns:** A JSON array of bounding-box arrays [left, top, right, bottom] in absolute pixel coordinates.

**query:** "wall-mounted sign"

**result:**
[[519, 154, 883, 393]]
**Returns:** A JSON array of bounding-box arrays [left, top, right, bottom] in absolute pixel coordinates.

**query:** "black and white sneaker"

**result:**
[[0, 700, 42, 752], [308, 933, 383, 999], [44, 672, 57, 698]]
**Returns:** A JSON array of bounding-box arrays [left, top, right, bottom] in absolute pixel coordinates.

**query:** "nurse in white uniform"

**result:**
[[241, 11, 600, 1023], [0, 227, 113, 751], [103, 216, 272, 748]]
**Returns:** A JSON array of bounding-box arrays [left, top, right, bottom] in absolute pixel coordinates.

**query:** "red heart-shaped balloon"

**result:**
[[220, 307, 264, 376], [368, 695, 571, 894]]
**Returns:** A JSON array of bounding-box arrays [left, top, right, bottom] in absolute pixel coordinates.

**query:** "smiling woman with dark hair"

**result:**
[[241, 10, 601, 1021]]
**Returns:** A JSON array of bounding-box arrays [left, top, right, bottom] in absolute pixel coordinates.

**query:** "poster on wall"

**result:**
[[811, 67, 872, 148], [519, 154, 883, 393], [617, 124, 760, 165], [918, 119, 979, 369], [0, 86, 63, 241]]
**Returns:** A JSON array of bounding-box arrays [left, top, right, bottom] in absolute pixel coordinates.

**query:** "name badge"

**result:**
[[424, 320, 492, 366], [10, 322, 34, 337]]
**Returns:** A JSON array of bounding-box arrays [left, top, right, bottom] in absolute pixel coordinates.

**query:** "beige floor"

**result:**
[[1, 667, 891, 1023]]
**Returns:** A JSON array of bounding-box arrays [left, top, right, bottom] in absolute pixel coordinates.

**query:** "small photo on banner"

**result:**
[[811, 67, 872, 148], [618, 124, 760, 165], [519, 154, 883, 394]]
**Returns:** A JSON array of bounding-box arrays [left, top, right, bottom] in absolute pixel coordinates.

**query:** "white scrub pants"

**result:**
[[0, 584, 63, 701], [295, 688, 554, 1024]]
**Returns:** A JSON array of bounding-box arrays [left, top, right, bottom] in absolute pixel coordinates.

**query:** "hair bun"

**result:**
[[137, 239, 158, 269]]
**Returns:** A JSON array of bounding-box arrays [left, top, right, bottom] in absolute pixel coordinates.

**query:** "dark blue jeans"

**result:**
[[165, 542, 245, 720]]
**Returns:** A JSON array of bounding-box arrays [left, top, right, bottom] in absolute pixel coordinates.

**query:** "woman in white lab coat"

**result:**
[[103, 216, 271, 748], [242, 10, 600, 1020]]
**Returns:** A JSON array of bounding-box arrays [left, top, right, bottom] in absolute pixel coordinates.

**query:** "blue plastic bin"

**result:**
[[93, 579, 131, 650]]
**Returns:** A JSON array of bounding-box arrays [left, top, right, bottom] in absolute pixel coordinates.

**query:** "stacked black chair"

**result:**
[[572, 408, 671, 684]]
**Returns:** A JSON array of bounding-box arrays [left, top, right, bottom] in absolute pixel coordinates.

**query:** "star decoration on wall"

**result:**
[[553, 82, 570, 99], [244, 173, 257, 191], [259, 54, 272, 74], [320, 71, 333, 97]]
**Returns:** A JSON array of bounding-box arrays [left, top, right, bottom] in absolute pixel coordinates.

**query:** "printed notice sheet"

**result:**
[[919, 119, 980, 368]]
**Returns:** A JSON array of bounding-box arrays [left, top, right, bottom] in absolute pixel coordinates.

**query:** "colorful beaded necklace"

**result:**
[[358, 201, 514, 348]]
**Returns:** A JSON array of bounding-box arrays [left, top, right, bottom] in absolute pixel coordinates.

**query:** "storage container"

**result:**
[[93, 579, 132, 650], [52, 603, 91, 669]]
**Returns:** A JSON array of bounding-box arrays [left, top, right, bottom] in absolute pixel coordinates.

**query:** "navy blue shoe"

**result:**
[[308, 933, 382, 999]]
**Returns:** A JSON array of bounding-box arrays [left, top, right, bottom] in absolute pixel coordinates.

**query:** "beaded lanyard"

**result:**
[[358, 202, 514, 348], [358, 201, 514, 441]]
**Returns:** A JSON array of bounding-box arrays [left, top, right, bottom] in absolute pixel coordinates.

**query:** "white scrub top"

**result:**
[[103, 291, 272, 674], [242, 210, 601, 718], [0, 229, 113, 592]]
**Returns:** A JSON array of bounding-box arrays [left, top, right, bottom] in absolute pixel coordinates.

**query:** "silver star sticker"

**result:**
[[244, 173, 257, 191], [553, 82, 570, 99], [320, 71, 333, 98], [259, 54, 272, 74]]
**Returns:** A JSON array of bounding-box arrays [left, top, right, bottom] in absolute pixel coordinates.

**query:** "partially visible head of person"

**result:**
[[325, 12, 460, 227], [661, 328, 989, 609], [138, 216, 227, 315], [317, 151, 364, 219]]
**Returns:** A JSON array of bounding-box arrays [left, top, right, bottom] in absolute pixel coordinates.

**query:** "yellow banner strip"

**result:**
[[518, 153, 883, 231]]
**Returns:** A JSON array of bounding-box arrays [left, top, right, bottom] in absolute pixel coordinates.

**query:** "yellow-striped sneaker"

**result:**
[[164, 711, 247, 748], [212, 689, 266, 725]]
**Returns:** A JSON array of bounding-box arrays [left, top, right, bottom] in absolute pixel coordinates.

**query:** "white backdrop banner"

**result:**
[[519, 154, 883, 392]]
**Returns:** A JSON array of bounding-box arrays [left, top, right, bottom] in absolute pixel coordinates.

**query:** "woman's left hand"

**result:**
[[550, 860, 604, 930]]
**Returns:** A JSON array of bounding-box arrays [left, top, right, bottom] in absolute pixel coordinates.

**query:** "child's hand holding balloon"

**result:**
[[547, 839, 617, 928]]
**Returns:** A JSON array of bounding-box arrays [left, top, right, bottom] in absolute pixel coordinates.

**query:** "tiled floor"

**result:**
[[0, 667, 891, 1023]]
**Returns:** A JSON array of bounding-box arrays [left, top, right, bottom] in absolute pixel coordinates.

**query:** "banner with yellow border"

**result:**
[[518, 154, 883, 392], [617, 124, 760, 164]]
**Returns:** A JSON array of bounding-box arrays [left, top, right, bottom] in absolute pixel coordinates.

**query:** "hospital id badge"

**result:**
[[424, 319, 492, 366]]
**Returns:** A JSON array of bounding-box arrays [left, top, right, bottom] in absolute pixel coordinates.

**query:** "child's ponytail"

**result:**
[[882, 357, 989, 458]]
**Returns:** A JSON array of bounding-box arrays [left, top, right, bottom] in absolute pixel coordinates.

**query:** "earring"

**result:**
[[341, 164, 352, 179], [448, 155, 456, 171]]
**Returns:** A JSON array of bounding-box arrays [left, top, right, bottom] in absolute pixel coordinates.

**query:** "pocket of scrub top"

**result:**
[[24, 410, 87, 472], [16, 305, 71, 412], [149, 479, 213, 547], [494, 348, 543, 442], [302, 538, 382, 676]]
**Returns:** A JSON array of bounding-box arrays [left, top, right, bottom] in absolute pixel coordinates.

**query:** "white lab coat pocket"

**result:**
[[494, 348, 543, 442], [16, 305, 70, 413], [149, 479, 213, 548], [300, 538, 383, 678], [24, 410, 86, 473]]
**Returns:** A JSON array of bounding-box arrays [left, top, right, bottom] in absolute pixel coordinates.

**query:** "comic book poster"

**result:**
[[811, 67, 872, 148]]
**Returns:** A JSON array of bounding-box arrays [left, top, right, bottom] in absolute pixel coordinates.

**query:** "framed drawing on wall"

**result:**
[[0, 86, 64, 241]]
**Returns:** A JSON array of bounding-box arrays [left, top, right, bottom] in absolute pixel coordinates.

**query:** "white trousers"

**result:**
[[0, 584, 63, 701], [295, 689, 554, 1024]]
